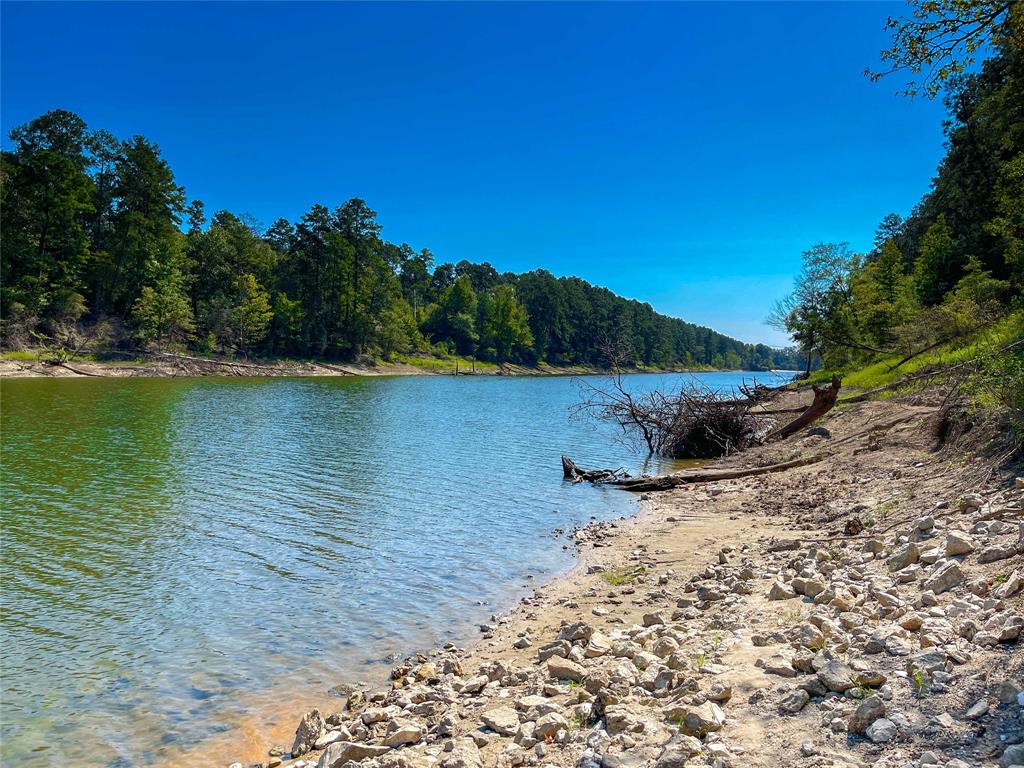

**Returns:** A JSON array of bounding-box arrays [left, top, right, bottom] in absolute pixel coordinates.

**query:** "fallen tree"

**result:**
[[573, 372, 838, 460], [561, 456, 630, 484], [561, 454, 824, 492]]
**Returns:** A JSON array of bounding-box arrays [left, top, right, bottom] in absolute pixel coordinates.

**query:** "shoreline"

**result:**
[[0, 352, 786, 380], [217, 387, 1022, 768]]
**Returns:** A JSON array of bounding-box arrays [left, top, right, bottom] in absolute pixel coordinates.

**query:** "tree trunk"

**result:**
[[764, 375, 841, 441]]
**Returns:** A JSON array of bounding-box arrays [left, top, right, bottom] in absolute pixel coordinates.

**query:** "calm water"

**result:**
[[0, 371, 789, 767]]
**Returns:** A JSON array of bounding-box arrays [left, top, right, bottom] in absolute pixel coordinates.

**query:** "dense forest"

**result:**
[[771, 2, 1022, 378], [0, 115, 799, 371]]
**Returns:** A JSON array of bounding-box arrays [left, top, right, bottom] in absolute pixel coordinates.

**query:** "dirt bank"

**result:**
[[0, 352, 709, 380], [220, 387, 1021, 768]]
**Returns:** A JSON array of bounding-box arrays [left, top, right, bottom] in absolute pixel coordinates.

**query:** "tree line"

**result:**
[[773, 1, 1022, 375], [0, 112, 800, 371]]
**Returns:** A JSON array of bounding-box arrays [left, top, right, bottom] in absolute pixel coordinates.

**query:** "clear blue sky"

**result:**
[[1, 1, 947, 346]]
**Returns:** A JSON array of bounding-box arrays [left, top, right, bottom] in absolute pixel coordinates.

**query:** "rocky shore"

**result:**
[[233, 395, 1022, 768]]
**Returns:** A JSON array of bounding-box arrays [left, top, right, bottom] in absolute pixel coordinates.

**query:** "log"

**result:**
[[610, 454, 824, 492], [561, 456, 629, 484], [764, 376, 841, 441]]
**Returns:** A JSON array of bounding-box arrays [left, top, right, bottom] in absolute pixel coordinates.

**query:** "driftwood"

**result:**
[[561, 455, 629, 484], [609, 454, 825, 492], [764, 376, 841, 442]]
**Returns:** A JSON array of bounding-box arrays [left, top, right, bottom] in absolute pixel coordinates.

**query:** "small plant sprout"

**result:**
[[695, 652, 707, 670], [911, 669, 927, 696], [710, 633, 723, 652], [994, 573, 1009, 584]]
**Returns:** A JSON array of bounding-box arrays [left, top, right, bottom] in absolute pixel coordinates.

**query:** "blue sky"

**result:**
[[1, 1, 948, 346]]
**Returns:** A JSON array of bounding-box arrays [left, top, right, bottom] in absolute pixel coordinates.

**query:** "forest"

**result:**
[[0, 117, 800, 372], [772, 2, 1022, 379]]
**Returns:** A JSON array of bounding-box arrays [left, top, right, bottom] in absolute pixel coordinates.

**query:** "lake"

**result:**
[[0, 370, 790, 767]]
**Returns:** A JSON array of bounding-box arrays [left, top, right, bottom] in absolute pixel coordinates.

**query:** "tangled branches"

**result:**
[[573, 373, 776, 459]]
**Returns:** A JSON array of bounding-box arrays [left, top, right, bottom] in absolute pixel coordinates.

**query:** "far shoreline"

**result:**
[[0, 351, 796, 381]]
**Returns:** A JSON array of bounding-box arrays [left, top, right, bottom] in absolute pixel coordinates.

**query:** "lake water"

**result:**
[[0, 370, 790, 767]]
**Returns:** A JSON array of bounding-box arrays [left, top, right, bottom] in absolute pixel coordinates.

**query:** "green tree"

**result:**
[[869, 0, 1019, 98], [233, 274, 273, 354], [132, 267, 194, 348], [913, 214, 956, 304], [481, 285, 534, 364]]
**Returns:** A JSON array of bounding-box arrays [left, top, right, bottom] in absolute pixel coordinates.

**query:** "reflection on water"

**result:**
[[0, 371, 789, 766]]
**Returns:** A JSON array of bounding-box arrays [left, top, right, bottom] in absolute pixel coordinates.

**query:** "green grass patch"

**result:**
[[602, 565, 647, 586]]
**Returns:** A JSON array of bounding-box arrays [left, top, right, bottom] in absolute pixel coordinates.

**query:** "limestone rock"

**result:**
[[482, 707, 520, 737], [945, 531, 976, 556], [849, 696, 885, 733], [547, 656, 587, 682], [317, 742, 391, 768], [922, 561, 963, 595], [292, 709, 328, 757]]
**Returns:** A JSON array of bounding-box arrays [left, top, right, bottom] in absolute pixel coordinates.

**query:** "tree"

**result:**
[[768, 243, 858, 373], [132, 267, 194, 348], [481, 285, 533, 364], [425, 274, 478, 354], [913, 214, 956, 304], [851, 240, 917, 348], [868, 0, 1019, 98], [233, 273, 273, 354], [107, 136, 185, 315]]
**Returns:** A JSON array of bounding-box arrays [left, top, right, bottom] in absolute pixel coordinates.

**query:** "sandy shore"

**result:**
[[0, 352, 714, 380], [208, 388, 1022, 768]]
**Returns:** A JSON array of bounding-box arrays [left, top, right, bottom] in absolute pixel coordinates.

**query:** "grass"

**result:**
[[808, 310, 1023, 392], [602, 566, 647, 586], [1, 351, 38, 361], [694, 652, 707, 670]]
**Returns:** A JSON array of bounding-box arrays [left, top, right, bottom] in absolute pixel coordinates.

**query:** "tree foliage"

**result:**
[[1, 109, 803, 369], [777, 20, 1022, 370]]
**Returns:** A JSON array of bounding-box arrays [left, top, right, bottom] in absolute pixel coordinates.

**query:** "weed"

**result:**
[[694, 653, 707, 670], [995, 573, 1009, 584], [603, 566, 647, 586], [911, 669, 928, 696]]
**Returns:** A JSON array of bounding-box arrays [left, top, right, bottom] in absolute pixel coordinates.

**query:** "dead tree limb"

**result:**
[[561, 456, 629, 484], [764, 376, 841, 441], [610, 454, 825, 492]]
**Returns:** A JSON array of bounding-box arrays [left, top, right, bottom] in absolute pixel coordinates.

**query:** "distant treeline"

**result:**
[[0, 109, 800, 370]]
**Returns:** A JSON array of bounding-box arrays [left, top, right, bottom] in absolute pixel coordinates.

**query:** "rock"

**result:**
[[534, 712, 569, 739], [865, 717, 897, 743], [849, 696, 885, 733], [769, 581, 797, 600], [292, 709, 328, 757], [997, 678, 1023, 704], [461, 675, 489, 693], [317, 742, 391, 768], [779, 688, 810, 714], [763, 654, 798, 677], [547, 656, 587, 682], [585, 633, 612, 657], [313, 729, 349, 750], [887, 543, 919, 572], [922, 561, 963, 595], [679, 702, 725, 736], [964, 699, 989, 720], [817, 660, 855, 692], [979, 543, 1018, 564], [945, 531, 976, 556], [655, 735, 705, 768], [482, 707, 521, 737], [994, 570, 1023, 599], [1001, 744, 1024, 768], [440, 738, 483, 768], [383, 722, 424, 746]]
